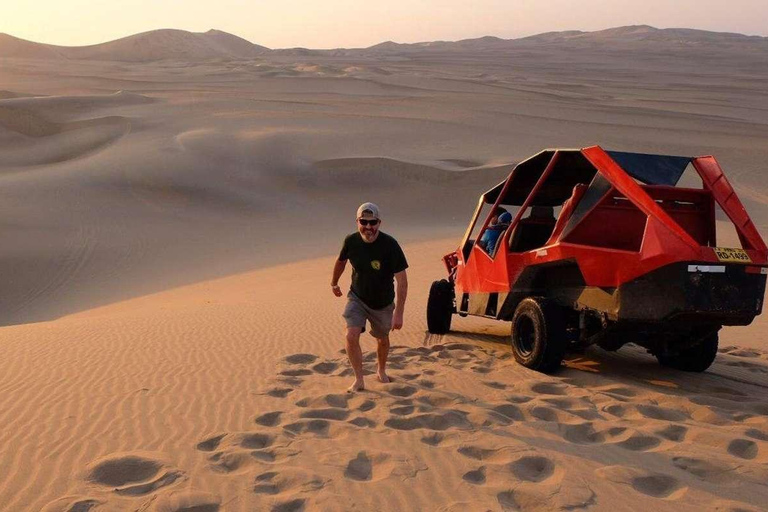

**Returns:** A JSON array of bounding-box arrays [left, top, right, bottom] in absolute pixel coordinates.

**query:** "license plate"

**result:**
[[713, 247, 752, 263]]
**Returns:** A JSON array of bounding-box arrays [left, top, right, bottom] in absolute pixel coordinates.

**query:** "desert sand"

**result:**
[[2, 27, 768, 511]]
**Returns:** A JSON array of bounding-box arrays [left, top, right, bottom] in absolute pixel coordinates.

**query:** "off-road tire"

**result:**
[[427, 280, 454, 334], [657, 331, 719, 372], [510, 297, 567, 373]]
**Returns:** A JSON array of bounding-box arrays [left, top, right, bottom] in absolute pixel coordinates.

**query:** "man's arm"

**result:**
[[392, 269, 408, 329], [331, 259, 347, 297]]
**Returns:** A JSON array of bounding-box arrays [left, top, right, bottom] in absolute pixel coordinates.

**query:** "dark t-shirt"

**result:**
[[338, 231, 408, 309]]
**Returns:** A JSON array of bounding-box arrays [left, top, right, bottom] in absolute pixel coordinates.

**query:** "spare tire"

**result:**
[[510, 297, 567, 373], [427, 279, 454, 334]]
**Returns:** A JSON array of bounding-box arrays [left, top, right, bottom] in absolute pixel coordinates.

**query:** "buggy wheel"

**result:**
[[510, 298, 567, 373], [657, 331, 719, 372], [427, 280, 454, 334]]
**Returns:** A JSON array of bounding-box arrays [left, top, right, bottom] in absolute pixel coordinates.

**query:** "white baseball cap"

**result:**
[[356, 202, 380, 219]]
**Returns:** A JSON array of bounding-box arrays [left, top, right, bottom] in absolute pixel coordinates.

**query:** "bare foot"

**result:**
[[347, 379, 365, 393], [377, 371, 390, 384]]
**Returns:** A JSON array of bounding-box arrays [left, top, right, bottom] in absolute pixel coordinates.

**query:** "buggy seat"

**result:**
[[509, 206, 556, 252]]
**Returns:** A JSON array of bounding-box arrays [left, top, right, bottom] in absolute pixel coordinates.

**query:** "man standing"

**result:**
[[331, 202, 408, 392]]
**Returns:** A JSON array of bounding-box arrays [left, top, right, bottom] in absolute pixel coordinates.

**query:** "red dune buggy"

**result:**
[[428, 146, 768, 372]]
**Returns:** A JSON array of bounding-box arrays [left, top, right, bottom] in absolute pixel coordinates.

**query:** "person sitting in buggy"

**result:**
[[478, 209, 511, 255]]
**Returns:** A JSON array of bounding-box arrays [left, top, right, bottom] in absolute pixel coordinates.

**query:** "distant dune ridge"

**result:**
[[1, 25, 768, 61], [0, 28, 269, 61]]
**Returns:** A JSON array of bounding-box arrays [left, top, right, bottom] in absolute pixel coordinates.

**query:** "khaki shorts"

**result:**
[[343, 292, 395, 338]]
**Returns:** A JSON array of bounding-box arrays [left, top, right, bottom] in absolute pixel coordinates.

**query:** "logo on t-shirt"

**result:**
[[371, 260, 381, 270]]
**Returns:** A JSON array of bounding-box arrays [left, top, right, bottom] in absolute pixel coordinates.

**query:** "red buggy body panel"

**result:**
[[448, 146, 767, 324]]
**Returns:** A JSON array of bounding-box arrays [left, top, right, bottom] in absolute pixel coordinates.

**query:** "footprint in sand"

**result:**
[[390, 405, 416, 416], [417, 379, 436, 389], [483, 381, 507, 390], [631, 474, 684, 498], [358, 399, 376, 412], [198, 431, 295, 472], [389, 385, 418, 398], [655, 424, 688, 442], [267, 387, 294, 398], [344, 452, 373, 481], [255, 411, 283, 427], [85, 453, 183, 496], [299, 408, 350, 421], [530, 406, 579, 423], [596, 466, 686, 499], [457, 445, 500, 462], [335, 368, 355, 377], [421, 433, 444, 446], [384, 410, 472, 431], [238, 433, 275, 449], [509, 455, 556, 482], [280, 369, 313, 377], [311, 361, 338, 374], [462, 466, 486, 484], [196, 434, 226, 452], [348, 416, 377, 428], [284, 354, 318, 365], [727, 438, 758, 459], [253, 472, 281, 495], [507, 394, 534, 404], [208, 451, 256, 474], [40, 496, 104, 512], [283, 419, 331, 437], [616, 435, 661, 452], [490, 403, 526, 424], [745, 428, 768, 441], [253, 468, 328, 496]]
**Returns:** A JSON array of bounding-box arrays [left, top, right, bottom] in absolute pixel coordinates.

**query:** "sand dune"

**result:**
[[4, 26, 768, 63], [1, 33, 768, 511], [0, 92, 149, 167], [0, 29, 268, 62], [1, 240, 764, 512], [0, 33, 64, 59], [68, 29, 268, 62]]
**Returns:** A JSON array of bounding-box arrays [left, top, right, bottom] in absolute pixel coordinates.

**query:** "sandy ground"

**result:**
[[2, 43, 768, 511]]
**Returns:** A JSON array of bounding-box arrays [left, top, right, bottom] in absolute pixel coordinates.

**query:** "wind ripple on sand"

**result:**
[[8, 249, 768, 511]]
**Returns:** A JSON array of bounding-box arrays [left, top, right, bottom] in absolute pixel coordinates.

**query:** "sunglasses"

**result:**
[[358, 218, 380, 226]]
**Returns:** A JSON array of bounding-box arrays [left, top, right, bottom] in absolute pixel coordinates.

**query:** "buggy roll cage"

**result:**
[[460, 145, 768, 261]]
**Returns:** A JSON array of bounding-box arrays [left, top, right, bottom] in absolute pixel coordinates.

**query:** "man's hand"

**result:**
[[332, 285, 343, 297], [392, 308, 404, 330], [392, 270, 407, 330]]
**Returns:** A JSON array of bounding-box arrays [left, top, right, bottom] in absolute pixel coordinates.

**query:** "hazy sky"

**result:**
[[4, 0, 768, 49]]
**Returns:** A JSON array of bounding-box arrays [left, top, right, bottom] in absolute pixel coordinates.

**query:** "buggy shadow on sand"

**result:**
[[428, 146, 768, 373]]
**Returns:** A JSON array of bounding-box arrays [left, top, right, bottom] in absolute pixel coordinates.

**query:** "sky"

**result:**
[[3, 0, 768, 49]]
